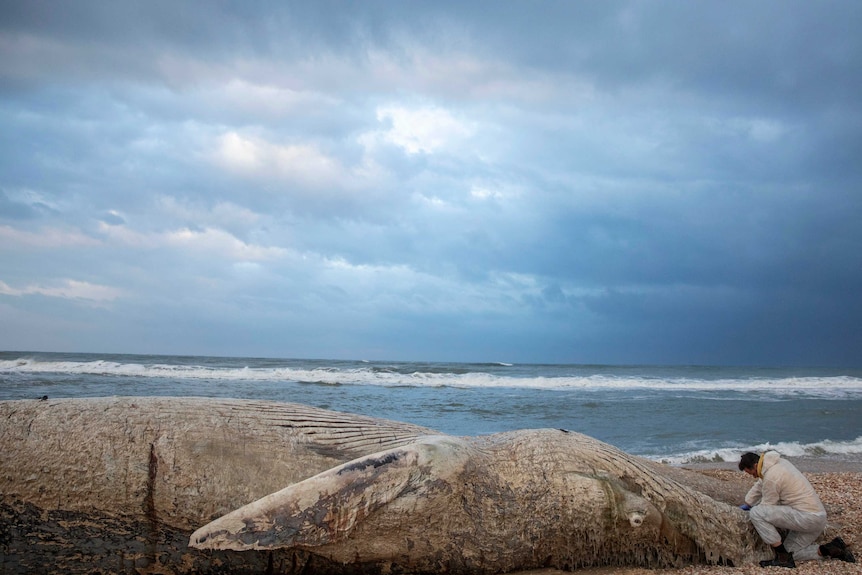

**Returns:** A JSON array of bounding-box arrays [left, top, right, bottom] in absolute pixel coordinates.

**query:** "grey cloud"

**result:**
[[0, 189, 50, 220], [0, 1, 860, 365]]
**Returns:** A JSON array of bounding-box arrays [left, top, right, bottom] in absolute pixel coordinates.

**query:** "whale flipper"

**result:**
[[190, 435, 472, 551]]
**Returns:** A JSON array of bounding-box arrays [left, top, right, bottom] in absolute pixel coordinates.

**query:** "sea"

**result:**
[[2, 351, 861, 466]]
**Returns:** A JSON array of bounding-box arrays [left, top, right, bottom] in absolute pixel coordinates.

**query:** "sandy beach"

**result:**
[[522, 459, 861, 575]]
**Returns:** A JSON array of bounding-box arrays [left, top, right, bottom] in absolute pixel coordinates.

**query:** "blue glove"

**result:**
[[739, 504, 751, 511]]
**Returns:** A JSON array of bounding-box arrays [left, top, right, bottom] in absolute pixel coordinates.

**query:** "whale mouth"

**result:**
[[190, 530, 211, 549], [189, 527, 232, 550]]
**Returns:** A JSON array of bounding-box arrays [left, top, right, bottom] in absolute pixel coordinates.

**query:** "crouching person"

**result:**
[[739, 451, 855, 568]]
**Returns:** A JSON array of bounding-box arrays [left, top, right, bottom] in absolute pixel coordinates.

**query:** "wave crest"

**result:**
[[3, 357, 862, 398]]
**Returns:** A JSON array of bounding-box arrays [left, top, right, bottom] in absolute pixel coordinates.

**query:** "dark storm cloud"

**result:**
[[0, 0, 860, 365]]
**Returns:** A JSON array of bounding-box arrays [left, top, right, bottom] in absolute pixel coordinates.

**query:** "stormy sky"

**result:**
[[1, 1, 860, 366]]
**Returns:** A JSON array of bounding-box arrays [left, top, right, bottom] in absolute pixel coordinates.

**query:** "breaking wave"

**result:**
[[655, 437, 862, 465], [2, 356, 861, 398]]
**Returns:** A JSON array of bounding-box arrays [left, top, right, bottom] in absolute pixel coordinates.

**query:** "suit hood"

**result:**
[[759, 450, 781, 477]]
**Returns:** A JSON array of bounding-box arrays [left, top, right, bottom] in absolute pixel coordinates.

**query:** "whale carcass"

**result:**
[[1, 396, 767, 574]]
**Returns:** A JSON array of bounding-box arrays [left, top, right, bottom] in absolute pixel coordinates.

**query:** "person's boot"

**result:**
[[820, 537, 856, 563], [760, 545, 796, 568]]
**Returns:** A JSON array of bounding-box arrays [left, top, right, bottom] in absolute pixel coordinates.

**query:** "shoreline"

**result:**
[[680, 453, 862, 474]]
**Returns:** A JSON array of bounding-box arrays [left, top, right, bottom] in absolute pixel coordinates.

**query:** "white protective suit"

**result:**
[[745, 451, 827, 561]]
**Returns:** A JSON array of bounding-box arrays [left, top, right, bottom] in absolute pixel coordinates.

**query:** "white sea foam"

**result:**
[[654, 437, 862, 465], [2, 358, 861, 398]]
